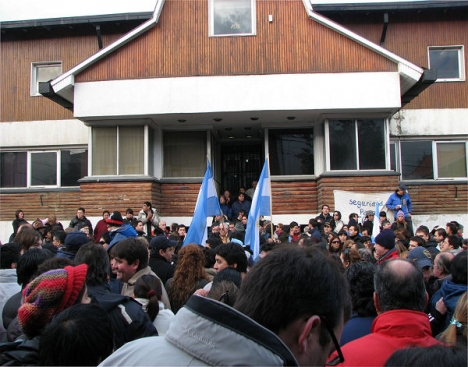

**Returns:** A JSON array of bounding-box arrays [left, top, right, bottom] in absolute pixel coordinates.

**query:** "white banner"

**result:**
[[333, 190, 393, 224]]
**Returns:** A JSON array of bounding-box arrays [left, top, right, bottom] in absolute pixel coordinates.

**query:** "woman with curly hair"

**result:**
[[166, 244, 209, 314]]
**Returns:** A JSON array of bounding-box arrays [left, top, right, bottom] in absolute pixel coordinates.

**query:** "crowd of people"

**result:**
[[0, 182, 466, 366]]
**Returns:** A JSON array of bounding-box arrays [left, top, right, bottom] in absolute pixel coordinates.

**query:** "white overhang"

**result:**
[[74, 72, 402, 123]]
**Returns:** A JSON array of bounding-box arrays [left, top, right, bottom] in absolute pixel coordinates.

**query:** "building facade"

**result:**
[[1, 0, 467, 242]]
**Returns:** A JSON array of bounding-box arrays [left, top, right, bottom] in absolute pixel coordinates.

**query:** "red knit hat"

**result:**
[[18, 264, 88, 337]]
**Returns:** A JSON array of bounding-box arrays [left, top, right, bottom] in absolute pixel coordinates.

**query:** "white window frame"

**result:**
[[30, 61, 62, 96], [325, 119, 390, 171], [27, 150, 60, 188], [209, 0, 256, 37], [428, 45, 466, 82], [393, 139, 468, 181], [90, 125, 148, 176]]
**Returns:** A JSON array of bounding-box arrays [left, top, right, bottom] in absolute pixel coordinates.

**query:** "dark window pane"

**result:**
[[269, 129, 314, 175], [429, 48, 460, 79], [31, 152, 57, 185], [61, 149, 88, 186], [0, 152, 27, 187], [329, 120, 356, 170], [390, 143, 397, 172], [401, 141, 433, 179], [357, 119, 385, 169]]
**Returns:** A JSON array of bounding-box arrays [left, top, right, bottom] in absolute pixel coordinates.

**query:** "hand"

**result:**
[[435, 297, 447, 315], [193, 289, 209, 297]]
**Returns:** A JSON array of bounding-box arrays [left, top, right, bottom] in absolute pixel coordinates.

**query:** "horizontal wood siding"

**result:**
[[1, 24, 141, 122], [77, 0, 396, 82], [0, 191, 81, 223], [1, 179, 465, 223], [271, 181, 318, 214], [326, 11, 468, 109], [78, 181, 162, 217]]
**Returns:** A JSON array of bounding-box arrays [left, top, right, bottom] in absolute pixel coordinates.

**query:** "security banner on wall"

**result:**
[[333, 190, 394, 224]]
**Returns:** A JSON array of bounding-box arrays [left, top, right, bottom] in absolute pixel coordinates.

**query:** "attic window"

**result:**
[[209, 0, 256, 37], [30, 62, 62, 96]]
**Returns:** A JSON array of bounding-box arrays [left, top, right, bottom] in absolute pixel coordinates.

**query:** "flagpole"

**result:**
[[266, 155, 274, 240]]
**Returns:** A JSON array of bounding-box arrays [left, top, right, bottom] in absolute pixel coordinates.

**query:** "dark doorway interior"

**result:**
[[221, 143, 263, 195]]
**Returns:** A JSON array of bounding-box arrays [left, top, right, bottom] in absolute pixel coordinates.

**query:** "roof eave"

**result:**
[[49, 0, 166, 105], [303, 0, 424, 97]]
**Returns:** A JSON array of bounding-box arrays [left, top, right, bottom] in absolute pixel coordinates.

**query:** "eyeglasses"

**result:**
[[321, 316, 344, 366], [331, 240, 340, 244]]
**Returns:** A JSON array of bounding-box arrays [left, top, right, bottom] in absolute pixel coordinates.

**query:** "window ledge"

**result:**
[[0, 187, 80, 194]]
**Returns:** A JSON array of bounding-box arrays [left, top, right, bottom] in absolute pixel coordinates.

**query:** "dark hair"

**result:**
[[15, 209, 24, 219], [52, 230, 66, 244], [203, 247, 216, 268], [374, 259, 426, 312], [144, 201, 152, 208], [39, 304, 113, 366], [75, 243, 111, 286], [415, 225, 430, 237], [206, 236, 222, 250], [0, 242, 21, 269], [451, 251, 467, 285], [385, 345, 467, 367], [134, 274, 162, 322], [215, 243, 248, 273], [100, 231, 111, 244], [16, 248, 55, 286], [208, 280, 240, 307], [102, 210, 110, 216], [435, 228, 447, 239], [110, 238, 148, 271], [77, 207, 86, 213], [35, 257, 74, 277], [14, 228, 42, 252], [213, 267, 242, 288], [447, 235, 462, 249], [446, 222, 458, 236], [435, 252, 453, 276], [333, 211, 342, 220], [345, 262, 377, 317], [308, 218, 318, 227], [126, 208, 133, 214], [322, 204, 330, 210], [410, 236, 426, 247], [234, 246, 350, 348]]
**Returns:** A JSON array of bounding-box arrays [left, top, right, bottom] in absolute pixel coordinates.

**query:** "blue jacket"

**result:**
[[430, 280, 467, 330], [108, 224, 138, 251], [386, 190, 412, 217]]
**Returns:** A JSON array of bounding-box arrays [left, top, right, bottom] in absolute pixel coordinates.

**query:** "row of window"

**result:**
[[1, 126, 466, 188]]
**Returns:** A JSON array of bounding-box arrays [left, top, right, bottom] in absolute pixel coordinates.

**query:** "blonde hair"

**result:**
[[438, 292, 467, 346]]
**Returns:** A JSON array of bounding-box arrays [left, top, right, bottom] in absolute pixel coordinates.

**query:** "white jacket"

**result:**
[[100, 296, 298, 366]]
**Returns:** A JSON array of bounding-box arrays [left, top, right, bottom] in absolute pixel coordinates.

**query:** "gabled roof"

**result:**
[[49, 0, 427, 108]]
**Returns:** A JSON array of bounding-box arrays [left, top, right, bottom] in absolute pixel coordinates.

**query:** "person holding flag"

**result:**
[[183, 161, 222, 247], [244, 157, 272, 260]]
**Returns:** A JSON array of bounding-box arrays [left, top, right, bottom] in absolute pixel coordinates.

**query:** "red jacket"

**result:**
[[329, 310, 442, 367], [376, 248, 400, 265]]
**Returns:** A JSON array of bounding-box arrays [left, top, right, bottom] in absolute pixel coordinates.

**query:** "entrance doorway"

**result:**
[[221, 143, 263, 194]]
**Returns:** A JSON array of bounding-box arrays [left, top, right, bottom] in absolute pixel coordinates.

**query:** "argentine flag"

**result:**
[[183, 161, 222, 247], [372, 200, 381, 243], [245, 157, 272, 259]]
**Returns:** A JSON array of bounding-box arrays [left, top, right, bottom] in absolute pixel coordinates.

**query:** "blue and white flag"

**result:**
[[183, 161, 222, 247], [245, 158, 272, 259], [372, 200, 381, 243]]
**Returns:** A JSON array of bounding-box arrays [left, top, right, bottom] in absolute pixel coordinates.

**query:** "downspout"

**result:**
[[380, 13, 388, 47]]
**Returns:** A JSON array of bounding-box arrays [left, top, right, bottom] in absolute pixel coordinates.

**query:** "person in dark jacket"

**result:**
[[74, 242, 158, 349], [68, 207, 93, 236], [148, 235, 176, 285]]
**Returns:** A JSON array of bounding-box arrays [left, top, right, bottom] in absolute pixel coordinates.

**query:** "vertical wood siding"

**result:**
[[1, 24, 143, 122], [77, 0, 396, 82], [325, 11, 468, 109]]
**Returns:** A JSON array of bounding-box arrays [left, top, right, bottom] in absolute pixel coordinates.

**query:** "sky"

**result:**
[[0, 0, 427, 22]]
